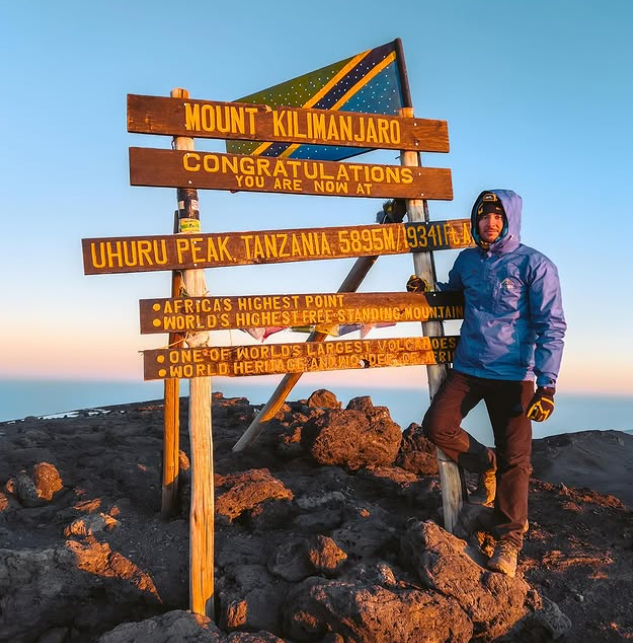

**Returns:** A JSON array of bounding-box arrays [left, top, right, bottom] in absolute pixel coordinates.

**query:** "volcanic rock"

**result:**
[[300, 397, 402, 469], [0, 390, 630, 641]]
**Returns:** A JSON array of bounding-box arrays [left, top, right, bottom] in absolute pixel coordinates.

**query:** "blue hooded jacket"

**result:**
[[440, 189, 566, 387]]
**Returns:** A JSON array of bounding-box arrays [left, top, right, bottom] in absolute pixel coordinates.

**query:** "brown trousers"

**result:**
[[423, 369, 534, 548]]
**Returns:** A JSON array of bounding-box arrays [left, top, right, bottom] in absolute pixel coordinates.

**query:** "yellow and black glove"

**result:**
[[527, 387, 556, 422], [406, 274, 431, 293], [377, 198, 407, 224]]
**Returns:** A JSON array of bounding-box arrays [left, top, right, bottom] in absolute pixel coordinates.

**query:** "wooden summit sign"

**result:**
[[129, 147, 453, 200], [83, 219, 472, 275], [143, 335, 459, 380], [83, 39, 464, 621], [127, 95, 450, 153], [140, 291, 465, 333]]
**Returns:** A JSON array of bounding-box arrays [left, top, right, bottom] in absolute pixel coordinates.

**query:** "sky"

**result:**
[[1, 0, 632, 417]]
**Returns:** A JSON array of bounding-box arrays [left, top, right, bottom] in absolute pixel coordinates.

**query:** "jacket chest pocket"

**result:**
[[493, 276, 526, 314]]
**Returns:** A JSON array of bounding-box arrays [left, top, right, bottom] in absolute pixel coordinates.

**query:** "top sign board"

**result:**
[[127, 95, 450, 154]]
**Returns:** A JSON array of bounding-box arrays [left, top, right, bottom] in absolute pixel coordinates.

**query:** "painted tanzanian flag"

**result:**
[[226, 41, 405, 161]]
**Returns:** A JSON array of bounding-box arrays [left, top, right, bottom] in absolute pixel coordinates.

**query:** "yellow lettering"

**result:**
[[201, 104, 214, 131], [272, 161, 288, 178], [184, 103, 200, 131], [222, 155, 239, 175], [365, 119, 378, 143], [301, 232, 315, 256], [216, 236, 232, 260], [291, 234, 302, 256], [252, 236, 265, 259], [320, 232, 331, 255], [336, 165, 350, 181], [312, 113, 326, 139], [389, 120, 400, 143], [137, 240, 153, 266], [255, 157, 272, 177], [338, 115, 352, 142], [90, 242, 107, 269], [272, 110, 286, 137], [241, 235, 253, 259], [183, 153, 200, 171], [264, 234, 279, 258], [385, 167, 400, 184], [245, 107, 258, 135], [230, 105, 245, 135], [292, 111, 306, 138], [326, 117, 339, 140], [314, 180, 348, 194], [176, 238, 191, 263], [202, 154, 219, 172], [377, 118, 389, 143], [205, 238, 219, 261], [400, 167, 414, 184], [215, 105, 231, 133], [190, 239, 204, 263], [304, 161, 318, 181]]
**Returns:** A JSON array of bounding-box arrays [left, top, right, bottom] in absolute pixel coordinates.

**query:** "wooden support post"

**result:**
[[171, 88, 215, 619], [162, 212, 185, 518], [232, 254, 378, 452], [400, 107, 463, 533]]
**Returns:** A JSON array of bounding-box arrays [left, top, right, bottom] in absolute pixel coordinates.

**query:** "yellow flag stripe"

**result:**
[[251, 48, 373, 157], [278, 51, 397, 158]]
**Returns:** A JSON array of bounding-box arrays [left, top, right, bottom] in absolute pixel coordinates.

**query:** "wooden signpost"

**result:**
[[82, 219, 471, 275], [168, 88, 215, 619], [139, 291, 464, 334], [83, 41, 469, 620], [129, 147, 453, 200], [162, 212, 185, 518], [127, 94, 450, 153], [144, 335, 459, 380]]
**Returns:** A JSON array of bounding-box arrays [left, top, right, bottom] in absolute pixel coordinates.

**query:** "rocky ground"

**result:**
[[0, 390, 631, 642]]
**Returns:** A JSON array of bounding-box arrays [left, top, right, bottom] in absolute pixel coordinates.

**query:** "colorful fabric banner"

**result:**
[[227, 41, 404, 161], [240, 322, 396, 343]]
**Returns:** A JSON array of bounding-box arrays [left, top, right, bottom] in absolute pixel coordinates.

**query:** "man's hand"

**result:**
[[527, 387, 556, 422], [377, 198, 407, 224], [406, 274, 431, 293]]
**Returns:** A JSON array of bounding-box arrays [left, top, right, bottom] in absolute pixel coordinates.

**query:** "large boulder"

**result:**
[[283, 576, 472, 643], [215, 469, 294, 523], [268, 535, 347, 582], [5, 462, 63, 508], [306, 389, 341, 410], [301, 399, 402, 470], [401, 520, 530, 640], [396, 424, 439, 475]]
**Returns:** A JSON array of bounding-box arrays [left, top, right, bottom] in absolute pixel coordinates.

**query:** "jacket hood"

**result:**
[[471, 189, 522, 252]]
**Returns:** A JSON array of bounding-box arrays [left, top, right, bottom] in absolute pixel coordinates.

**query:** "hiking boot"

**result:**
[[488, 540, 519, 578], [470, 449, 496, 507]]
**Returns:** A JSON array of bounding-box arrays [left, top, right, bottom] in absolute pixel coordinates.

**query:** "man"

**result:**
[[408, 189, 566, 577]]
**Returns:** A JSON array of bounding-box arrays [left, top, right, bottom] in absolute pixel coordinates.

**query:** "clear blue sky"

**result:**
[[1, 1, 632, 405]]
